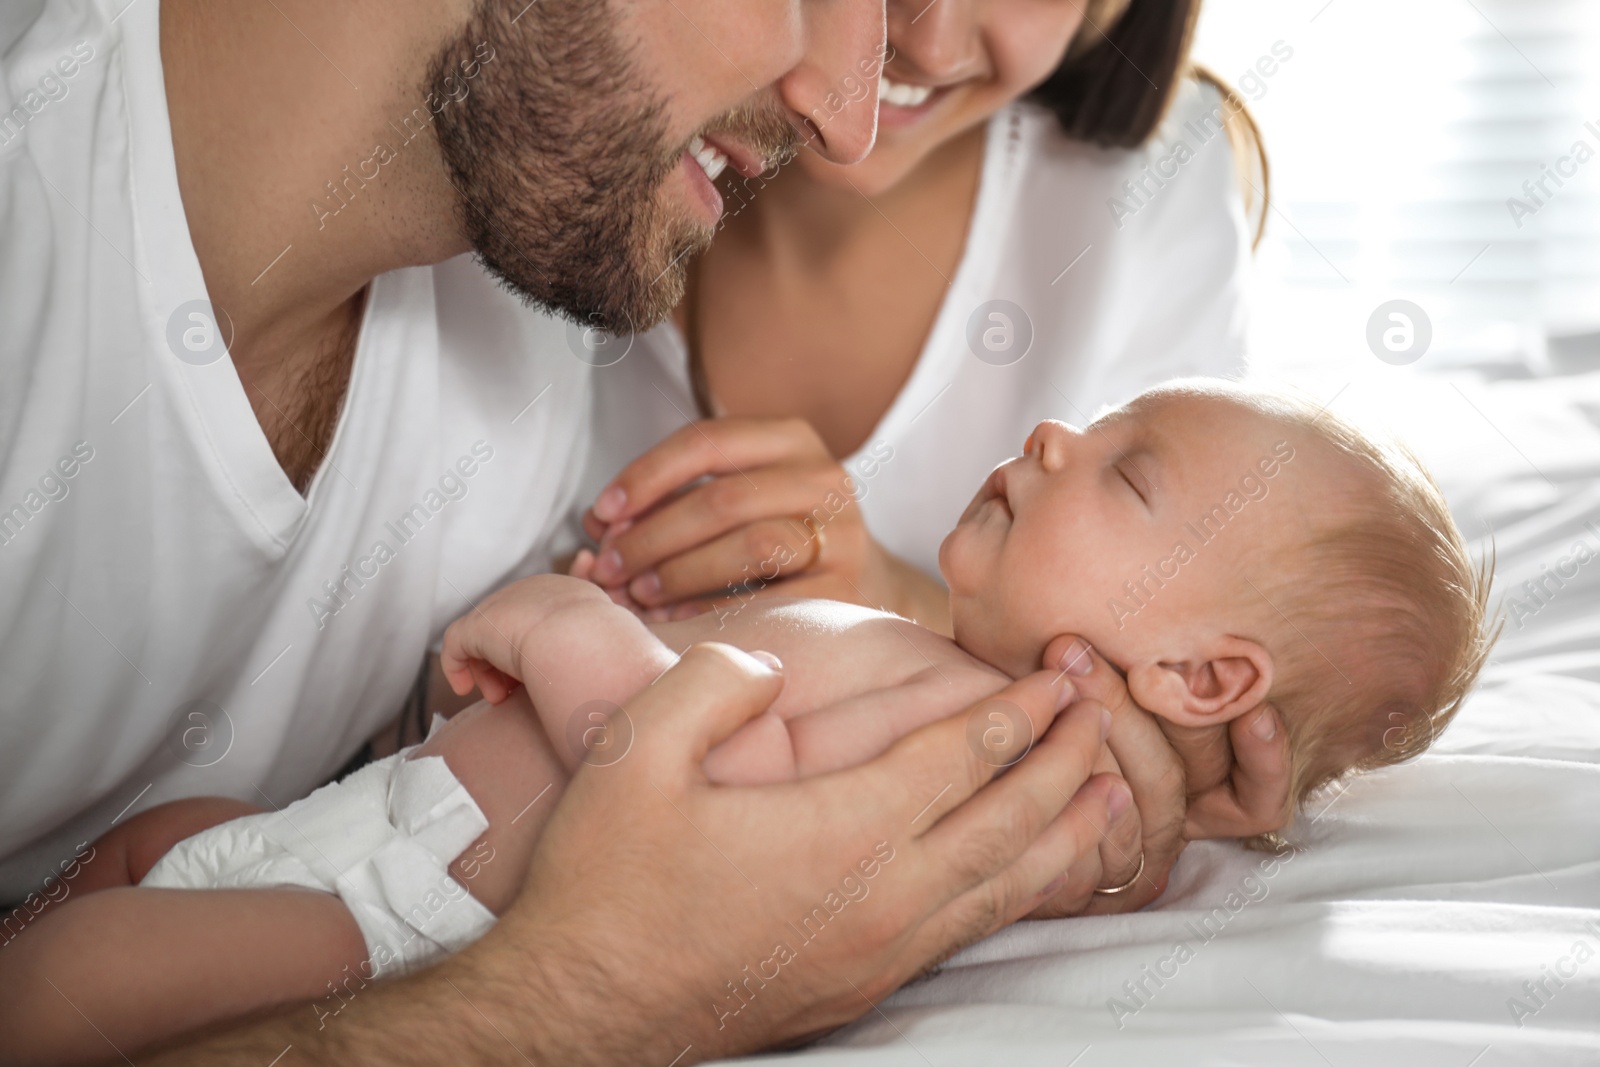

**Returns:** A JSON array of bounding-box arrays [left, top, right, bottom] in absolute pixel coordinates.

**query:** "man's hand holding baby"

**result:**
[[1068, 624, 1294, 842], [1029, 634, 1292, 916], [468, 646, 1129, 1063], [1023, 635, 1170, 916], [441, 565, 1294, 924]]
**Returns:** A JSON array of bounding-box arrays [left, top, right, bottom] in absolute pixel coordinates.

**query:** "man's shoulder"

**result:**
[[1, 1, 151, 386]]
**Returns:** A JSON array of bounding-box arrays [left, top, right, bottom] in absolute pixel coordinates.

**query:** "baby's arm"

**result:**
[[442, 574, 799, 778], [442, 574, 677, 769]]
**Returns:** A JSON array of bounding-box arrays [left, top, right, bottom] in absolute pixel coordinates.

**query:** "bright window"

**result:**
[[1193, 0, 1600, 376]]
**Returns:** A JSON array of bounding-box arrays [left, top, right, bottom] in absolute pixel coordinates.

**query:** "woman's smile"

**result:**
[[878, 75, 955, 129]]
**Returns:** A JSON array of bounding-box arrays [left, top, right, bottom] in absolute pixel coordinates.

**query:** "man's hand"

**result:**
[[471, 643, 1127, 1062], [1021, 635, 1294, 918], [1167, 703, 1293, 840], [147, 645, 1125, 1066]]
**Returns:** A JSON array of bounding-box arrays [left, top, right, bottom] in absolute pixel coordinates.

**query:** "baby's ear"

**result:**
[[1127, 636, 1273, 728]]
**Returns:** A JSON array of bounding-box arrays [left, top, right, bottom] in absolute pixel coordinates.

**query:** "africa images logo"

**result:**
[[306, 442, 494, 630]]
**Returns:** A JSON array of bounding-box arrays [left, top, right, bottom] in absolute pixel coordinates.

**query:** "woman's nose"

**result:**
[[885, 0, 981, 83], [1025, 420, 1080, 470]]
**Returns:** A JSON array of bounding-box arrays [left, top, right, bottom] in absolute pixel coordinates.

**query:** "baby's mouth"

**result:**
[[990, 467, 1014, 519], [963, 464, 1014, 524]]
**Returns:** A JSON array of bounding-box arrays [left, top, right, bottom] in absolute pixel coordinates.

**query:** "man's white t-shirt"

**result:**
[[579, 82, 1252, 579], [0, 1, 589, 901]]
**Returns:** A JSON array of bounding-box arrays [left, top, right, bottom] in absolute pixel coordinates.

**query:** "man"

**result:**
[[0, 0, 1290, 1060], [0, 0, 875, 906]]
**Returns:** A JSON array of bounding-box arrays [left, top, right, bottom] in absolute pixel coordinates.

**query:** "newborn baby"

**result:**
[[0, 381, 1495, 1065]]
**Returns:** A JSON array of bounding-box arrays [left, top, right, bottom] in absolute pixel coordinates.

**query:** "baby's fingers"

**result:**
[[441, 617, 520, 700], [470, 661, 520, 705], [440, 628, 480, 696]]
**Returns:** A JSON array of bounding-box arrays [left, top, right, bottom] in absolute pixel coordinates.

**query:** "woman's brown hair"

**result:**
[[1030, 0, 1270, 248]]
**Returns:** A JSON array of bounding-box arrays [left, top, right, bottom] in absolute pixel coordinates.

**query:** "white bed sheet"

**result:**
[[734, 366, 1600, 1066]]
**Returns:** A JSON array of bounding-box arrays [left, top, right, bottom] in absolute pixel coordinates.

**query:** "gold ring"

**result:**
[[800, 516, 827, 570], [1093, 851, 1145, 895]]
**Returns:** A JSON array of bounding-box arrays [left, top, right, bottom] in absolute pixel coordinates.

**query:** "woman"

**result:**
[[574, 0, 1265, 634], [563, 0, 1288, 912]]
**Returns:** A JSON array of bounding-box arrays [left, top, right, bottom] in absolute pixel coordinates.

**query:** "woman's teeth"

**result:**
[[688, 134, 729, 182], [881, 77, 935, 109]]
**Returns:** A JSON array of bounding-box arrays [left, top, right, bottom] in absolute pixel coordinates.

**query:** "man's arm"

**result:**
[[144, 644, 1125, 1065]]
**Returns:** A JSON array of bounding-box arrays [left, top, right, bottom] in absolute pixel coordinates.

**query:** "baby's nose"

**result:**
[[1025, 420, 1080, 469]]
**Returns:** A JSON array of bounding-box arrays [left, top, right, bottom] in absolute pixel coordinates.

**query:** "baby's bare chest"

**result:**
[[651, 599, 1006, 720]]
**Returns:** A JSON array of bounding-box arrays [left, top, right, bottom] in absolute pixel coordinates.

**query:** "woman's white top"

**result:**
[[577, 80, 1252, 580], [0, 0, 588, 901]]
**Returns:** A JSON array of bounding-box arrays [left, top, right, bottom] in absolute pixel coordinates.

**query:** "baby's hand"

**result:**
[[440, 607, 528, 705], [441, 574, 616, 705]]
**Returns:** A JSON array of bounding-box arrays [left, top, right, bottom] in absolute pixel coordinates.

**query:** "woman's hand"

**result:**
[[579, 416, 950, 628], [1022, 635, 1293, 917]]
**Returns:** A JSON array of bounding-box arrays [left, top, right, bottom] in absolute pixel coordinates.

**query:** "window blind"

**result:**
[[1192, 0, 1600, 371]]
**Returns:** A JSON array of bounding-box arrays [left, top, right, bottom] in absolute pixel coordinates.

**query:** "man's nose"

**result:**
[[778, 0, 886, 164], [885, 0, 979, 84]]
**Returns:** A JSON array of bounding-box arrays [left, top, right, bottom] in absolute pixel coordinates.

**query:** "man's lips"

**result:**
[[699, 132, 771, 180], [680, 151, 724, 222]]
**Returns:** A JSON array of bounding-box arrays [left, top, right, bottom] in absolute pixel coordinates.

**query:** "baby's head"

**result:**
[[940, 380, 1497, 807]]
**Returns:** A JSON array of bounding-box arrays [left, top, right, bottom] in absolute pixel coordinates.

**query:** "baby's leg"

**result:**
[[0, 691, 581, 1065], [0, 884, 366, 1067], [4, 796, 265, 940], [105, 796, 269, 887]]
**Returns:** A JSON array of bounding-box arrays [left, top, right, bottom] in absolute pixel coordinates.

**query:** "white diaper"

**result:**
[[140, 716, 497, 978]]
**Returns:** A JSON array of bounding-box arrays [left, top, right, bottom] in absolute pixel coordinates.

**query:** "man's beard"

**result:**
[[428, 0, 797, 334]]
